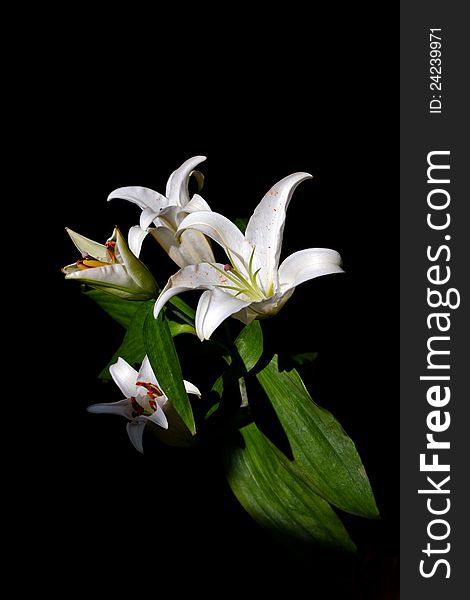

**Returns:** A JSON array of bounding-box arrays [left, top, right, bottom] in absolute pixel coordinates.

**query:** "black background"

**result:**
[[28, 7, 398, 599]]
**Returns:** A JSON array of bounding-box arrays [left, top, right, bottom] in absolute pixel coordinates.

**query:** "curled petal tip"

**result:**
[[153, 301, 163, 320], [289, 171, 313, 182]]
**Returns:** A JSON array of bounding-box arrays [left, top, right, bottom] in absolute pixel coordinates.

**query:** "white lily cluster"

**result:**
[[64, 156, 342, 338], [65, 156, 343, 452]]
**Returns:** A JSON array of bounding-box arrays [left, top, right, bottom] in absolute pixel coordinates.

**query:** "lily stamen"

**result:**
[[130, 397, 145, 417], [76, 258, 109, 270], [136, 381, 163, 399], [212, 245, 265, 302], [212, 261, 265, 302], [105, 239, 118, 262]]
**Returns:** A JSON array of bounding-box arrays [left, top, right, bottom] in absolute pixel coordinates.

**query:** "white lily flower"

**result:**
[[62, 226, 158, 300], [107, 155, 215, 268], [87, 356, 201, 453], [154, 173, 343, 340]]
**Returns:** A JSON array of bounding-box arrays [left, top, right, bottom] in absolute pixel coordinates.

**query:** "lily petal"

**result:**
[[149, 226, 214, 269], [146, 409, 169, 430], [165, 156, 206, 207], [64, 263, 154, 300], [126, 419, 147, 453], [179, 229, 215, 265], [61, 262, 81, 275], [184, 193, 212, 213], [128, 225, 149, 258], [154, 205, 183, 230], [234, 289, 295, 323], [244, 172, 312, 294], [107, 186, 168, 212], [177, 211, 252, 269], [150, 226, 186, 268], [87, 398, 134, 420], [154, 262, 236, 319], [138, 355, 162, 390], [183, 380, 201, 398], [109, 357, 139, 398], [65, 228, 109, 262], [195, 288, 251, 341], [278, 248, 343, 292], [140, 207, 160, 230], [64, 263, 140, 290]]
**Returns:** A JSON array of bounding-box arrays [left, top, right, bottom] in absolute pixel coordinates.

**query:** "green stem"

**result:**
[[169, 296, 196, 319], [167, 305, 195, 328]]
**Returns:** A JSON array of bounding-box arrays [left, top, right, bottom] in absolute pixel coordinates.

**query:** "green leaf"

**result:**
[[234, 320, 263, 372], [234, 217, 248, 234], [144, 312, 196, 435], [225, 423, 356, 553], [205, 402, 220, 420], [257, 356, 379, 519], [167, 321, 196, 337], [209, 320, 263, 402], [211, 373, 224, 399], [84, 289, 145, 328], [96, 305, 194, 380], [168, 296, 195, 320], [99, 301, 153, 379]]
